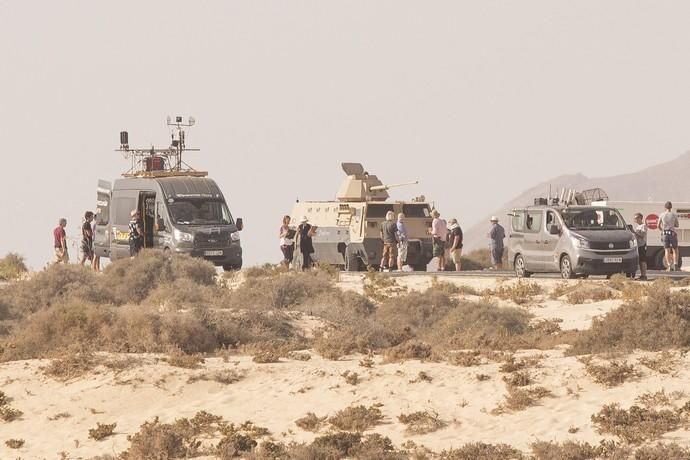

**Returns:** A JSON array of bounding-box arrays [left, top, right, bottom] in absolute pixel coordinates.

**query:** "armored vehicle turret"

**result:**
[[290, 163, 433, 271]]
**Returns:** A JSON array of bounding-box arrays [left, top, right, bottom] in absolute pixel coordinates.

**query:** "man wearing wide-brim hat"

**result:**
[[488, 216, 505, 270]]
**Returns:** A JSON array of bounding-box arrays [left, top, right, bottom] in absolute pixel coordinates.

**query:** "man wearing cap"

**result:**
[[128, 209, 144, 257], [296, 216, 317, 270], [379, 211, 398, 271], [488, 216, 505, 270], [430, 209, 448, 271], [448, 218, 463, 271]]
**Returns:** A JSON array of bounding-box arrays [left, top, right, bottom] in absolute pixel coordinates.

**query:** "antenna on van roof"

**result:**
[[117, 116, 206, 178]]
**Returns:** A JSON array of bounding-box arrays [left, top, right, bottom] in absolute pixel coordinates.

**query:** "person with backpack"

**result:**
[[659, 201, 680, 271], [447, 218, 463, 271]]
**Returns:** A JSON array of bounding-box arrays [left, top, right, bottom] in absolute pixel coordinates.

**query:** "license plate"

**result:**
[[604, 257, 623, 263], [204, 250, 223, 256]]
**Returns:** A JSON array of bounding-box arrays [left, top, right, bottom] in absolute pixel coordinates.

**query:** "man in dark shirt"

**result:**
[[380, 211, 398, 271], [80, 211, 94, 266], [129, 210, 144, 257], [448, 218, 463, 271]]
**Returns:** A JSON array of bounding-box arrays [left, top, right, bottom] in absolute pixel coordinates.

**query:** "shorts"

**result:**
[[638, 245, 647, 261], [433, 238, 446, 257], [397, 241, 408, 262], [382, 242, 397, 265], [663, 232, 678, 249], [451, 248, 462, 264], [491, 246, 504, 265], [54, 247, 69, 264], [81, 240, 94, 261]]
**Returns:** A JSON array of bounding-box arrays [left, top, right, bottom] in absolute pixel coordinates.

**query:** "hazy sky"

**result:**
[[3, 1, 690, 269]]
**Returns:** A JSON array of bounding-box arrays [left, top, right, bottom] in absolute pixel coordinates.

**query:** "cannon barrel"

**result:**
[[369, 180, 419, 192]]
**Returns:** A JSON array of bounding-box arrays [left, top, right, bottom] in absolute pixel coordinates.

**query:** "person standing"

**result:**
[[447, 218, 463, 271], [488, 216, 505, 270], [53, 218, 69, 264], [396, 213, 408, 271], [92, 211, 101, 271], [659, 201, 680, 271], [79, 211, 94, 266], [430, 209, 448, 271], [632, 212, 648, 281], [296, 216, 316, 270], [128, 210, 144, 257], [379, 211, 398, 271], [279, 215, 295, 267]]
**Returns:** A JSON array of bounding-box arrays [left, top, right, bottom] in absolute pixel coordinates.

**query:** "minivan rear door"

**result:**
[[541, 210, 561, 271], [94, 180, 112, 258], [523, 210, 545, 271]]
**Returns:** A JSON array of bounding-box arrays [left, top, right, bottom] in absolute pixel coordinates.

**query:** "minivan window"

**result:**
[[512, 211, 526, 232], [168, 198, 233, 225], [525, 211, 543, 233], [560, 207, 626, 230]]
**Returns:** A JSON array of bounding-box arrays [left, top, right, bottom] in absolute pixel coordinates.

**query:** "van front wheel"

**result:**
[[514, 255, 531, 278], [560, 255, 575, 279]]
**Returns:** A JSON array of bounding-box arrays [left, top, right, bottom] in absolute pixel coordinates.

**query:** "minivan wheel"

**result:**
[[514, 255, 531, 278], [560, 255, 575, 279]]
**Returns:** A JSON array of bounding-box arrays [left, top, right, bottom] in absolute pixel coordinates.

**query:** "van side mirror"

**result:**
[[549, 224, 560, 235], [236, 218, 244, 231]]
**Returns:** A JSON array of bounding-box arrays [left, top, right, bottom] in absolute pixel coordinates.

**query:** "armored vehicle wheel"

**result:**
[[223, 263, 242, 271], [560, 255, 575, 279], [514, 255, 531, 278], [345, 246, 364, 272]]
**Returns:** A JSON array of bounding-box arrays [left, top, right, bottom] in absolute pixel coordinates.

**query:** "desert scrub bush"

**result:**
[[287, 350, 311, 361], [167, 352, 205, 369], [44, 351, 96, 380], [447, 350, 482, 367], [591, 403, 685, 444], [384, 340, 434, 362], [637, 351, 681, 374], [529, 440, 632, 460], [217, 433, 257, 458], [488, 280, 543, 305], [398, 411, 447, 435], [244, 263, 286, 278], [120, 416, 199, 459], [565, 284, 616, 304], [342, 370, 359, 385], [502, 370, 533, 388], [430, 277, 479, 296], [143, 278, 222, 310], [499, 354, 543, 373], [568, 284, 690, 355], [4, 438, 25, 449], [0, 391, 8, 406], [363, 271, 407, 302], [187, 369, 244, 385], [0, 253, 27, 281], [329, 404, 385, 432], [0, 405, 23, 422], [492, 386, 553, 414], [89, 422, 117, 440], [635, 389, 687, 409], [549, 281, 578, 299], [295, 412, 327, 432], [578, 357, 639, 387], [252, 350, 281, 363], [439, 442, 524, 459], [633, 443, 690, 459]]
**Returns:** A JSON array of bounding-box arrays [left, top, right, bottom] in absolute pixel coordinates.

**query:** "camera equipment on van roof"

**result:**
[[117, 116, 206, 178], [533, 188, 609, 208]]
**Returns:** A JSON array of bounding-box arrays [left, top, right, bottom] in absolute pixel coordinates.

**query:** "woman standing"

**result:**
[[279, 215, 295, 267]]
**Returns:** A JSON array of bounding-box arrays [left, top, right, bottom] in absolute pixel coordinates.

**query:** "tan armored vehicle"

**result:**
[[290, 163, 433, 271]]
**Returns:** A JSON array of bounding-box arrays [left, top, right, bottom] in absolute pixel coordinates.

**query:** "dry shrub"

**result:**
[[635, 389, 686, 409], [621, 282, 649, 303], [488, 281, 543, 305], [398, 411, 447, 435], [476, 373, 491, 381], [430, 278, 479, 296], [384, 340, 433, 362], [591, 403, 684, 444], [363, 271, 408, 302], [0, 405, 23, 422], [608, 273, 629, 290], [529, 440, 632, 460], [288, 351, 311, 361], [295, 412, 327, 432], [499, 355, 543, 373], [143, 278, 220, 310], [633, 443, 690, 459], [0, 253, 27, 281], [447, 350, 482, 367], [89, 422, 117, 441], [439, 442, 524, 459], [0, 391, 8, 406], [5, 438, 25, 449], [226, 270, 336, 309], [549, 281, 578, 299], [187, 369, 244, 385], [217, 433, 257, 458], [569, 282, 690, 355], [409, 371, 433, 383], [252, 350, 281, 363], [44, 351, 96, 380], [565, 284, 616, 304], [637, 351, 680, 374], [342, 370, 359, 385], [579, 357, 639, 387], [492, 386, 553, 414], [502, 370, 532, 388], [121, 417, 199, 459], [244, 263, 286, 278], [329, 404, 385, 432], [167, 352, 205, 369], [359, 356, 375, 368]]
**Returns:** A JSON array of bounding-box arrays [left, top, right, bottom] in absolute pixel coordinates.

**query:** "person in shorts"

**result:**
[[53, 218, 69, 264], [128, 210, 144, 257], [380, 211, 398, 271], [396, 213, 408, 271], [632, 212, 648, 281], [447, 218, 463, 271], [279, 215, 295, 267], [488, 216, 505, 270], [659, 201, 679, 271], [430, 209, 448, 271], [79, 211, 95, 266]]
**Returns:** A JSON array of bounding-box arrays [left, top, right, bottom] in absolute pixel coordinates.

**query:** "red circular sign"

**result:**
[[645, 213, 659, 230]]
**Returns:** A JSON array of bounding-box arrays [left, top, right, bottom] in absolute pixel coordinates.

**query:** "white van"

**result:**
[[593, 200, 690, 269]]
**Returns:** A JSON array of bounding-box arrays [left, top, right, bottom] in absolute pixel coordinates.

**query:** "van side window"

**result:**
[[525, 211, 543, 233], [512, 211, 526, 232], [546, 211, 557, 228]]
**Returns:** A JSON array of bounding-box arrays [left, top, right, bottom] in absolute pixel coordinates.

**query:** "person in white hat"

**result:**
[[296, 216, 317, 270], [488, 216, 505, 270], [128, 209, 144, 257]]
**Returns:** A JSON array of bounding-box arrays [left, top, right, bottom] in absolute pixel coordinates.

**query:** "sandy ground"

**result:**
[[1, 275, 690, 458]]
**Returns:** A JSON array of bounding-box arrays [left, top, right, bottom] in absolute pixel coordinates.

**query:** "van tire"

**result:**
[[514, 255, 531, 278], [560, 255, 575, 279]]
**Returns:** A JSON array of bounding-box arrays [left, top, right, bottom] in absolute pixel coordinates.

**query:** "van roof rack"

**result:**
[[117, 116, 208, 178]]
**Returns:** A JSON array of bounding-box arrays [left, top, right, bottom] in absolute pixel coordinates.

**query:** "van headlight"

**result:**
[[571, 236, 590, 249], [630, 239, 637, 248], [173, 228, 193, 242], [230, 231, 241, 242]]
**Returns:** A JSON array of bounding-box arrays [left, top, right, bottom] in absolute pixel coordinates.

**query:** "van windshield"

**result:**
[[560, 208, 625, 230], [168, 199, 234, 225]]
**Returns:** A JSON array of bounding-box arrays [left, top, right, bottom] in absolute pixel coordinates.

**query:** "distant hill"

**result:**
[[463, 151, 690, 251]]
